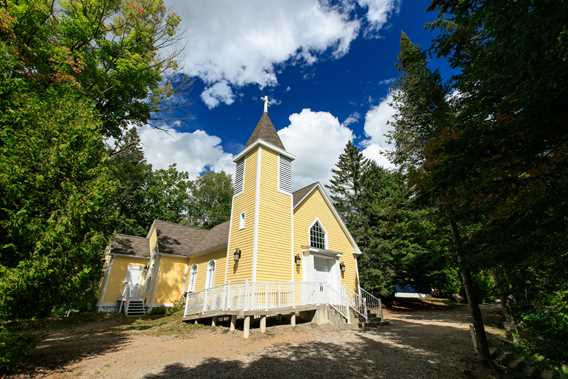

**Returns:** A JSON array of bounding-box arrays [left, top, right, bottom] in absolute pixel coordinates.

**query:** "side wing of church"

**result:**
[[97, 108, 381, 330]]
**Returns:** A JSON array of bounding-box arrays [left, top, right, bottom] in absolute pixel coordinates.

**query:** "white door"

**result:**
[[313, 255, 340, 304], [126, 265, 143, 298]]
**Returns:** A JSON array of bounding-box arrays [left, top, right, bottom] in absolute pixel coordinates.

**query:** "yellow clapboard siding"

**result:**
[[100, 256, 147, 304], [256, 148, 293, 282], [293, 188, 359, 292], [226, 149, 258, 283], [188, 249, 227, 291], [152, 256, 188, 306]]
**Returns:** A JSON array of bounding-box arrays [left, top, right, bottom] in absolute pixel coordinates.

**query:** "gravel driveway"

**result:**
[[29, 307, 498, 379]]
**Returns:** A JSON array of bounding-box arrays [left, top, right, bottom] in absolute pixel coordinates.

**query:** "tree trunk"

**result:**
[[448, 210, 491, 365]]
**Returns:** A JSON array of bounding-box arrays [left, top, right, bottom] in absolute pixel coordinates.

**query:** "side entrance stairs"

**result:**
[[125, 299, 145, 316], [118, 299, 146, 316]]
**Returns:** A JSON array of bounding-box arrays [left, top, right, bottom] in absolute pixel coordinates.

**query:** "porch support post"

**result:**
[[291, 313, 297, 327], [243, 316, 251, 339], [260, 316, 266, 333], [230, 315, 237, 332]]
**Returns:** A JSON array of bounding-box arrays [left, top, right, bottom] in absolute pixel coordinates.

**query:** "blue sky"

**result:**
[[141, 1, 449, 188]]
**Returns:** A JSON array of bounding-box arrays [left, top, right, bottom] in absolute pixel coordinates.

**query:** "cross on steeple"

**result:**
[[261, 95, 269, 113]]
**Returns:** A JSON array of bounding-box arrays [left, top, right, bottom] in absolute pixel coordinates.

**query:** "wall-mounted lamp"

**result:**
[[294, 254, 302, 266], [339, 262, 346, 273], [233, 248, 242, 263]]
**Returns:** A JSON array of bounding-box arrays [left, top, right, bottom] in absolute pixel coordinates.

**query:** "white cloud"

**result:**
[[278, 109, 353, 188], [343, 111, 360, 127], [166, 0, 397, 107], [363, 92, 395, 148], [357, 0, 399, 35], [362, 143, 395, 170], [200, 81, 235, 109], [138, 124, 234, 178], [361, 91, 397, 169]]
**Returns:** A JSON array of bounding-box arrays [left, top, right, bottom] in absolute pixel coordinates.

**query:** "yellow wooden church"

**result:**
[[97, 106, 381, 334]]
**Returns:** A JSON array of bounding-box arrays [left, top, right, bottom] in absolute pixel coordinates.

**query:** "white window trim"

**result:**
[[187, 264, 198, 292], [205, 260, 216, 289], [233, 159, 246, 197], [309, 218, 328, 250], [276, 155, 293, 195], [239, 212, 246, 229], [252, 147, 262, 281]]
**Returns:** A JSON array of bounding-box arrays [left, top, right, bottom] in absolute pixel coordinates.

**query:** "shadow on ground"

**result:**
[[144, 317, 494, 379], [28, 316, 134, 373]]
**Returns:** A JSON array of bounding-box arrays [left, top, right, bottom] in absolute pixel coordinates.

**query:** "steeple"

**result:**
[[246, 112, 286, 150], [225, 100, 294, 285]]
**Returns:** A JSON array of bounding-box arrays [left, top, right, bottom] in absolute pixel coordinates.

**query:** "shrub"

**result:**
[[517, 289, 568, 365], [148, 307, 167, 315]]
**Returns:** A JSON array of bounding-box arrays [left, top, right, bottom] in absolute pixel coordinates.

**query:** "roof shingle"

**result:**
[[110, 234, 150, 257], [191, 221, 231, 256], [155, 220, 208, 257], [292, 182, 319, 207], [246, 113, 286, 150]]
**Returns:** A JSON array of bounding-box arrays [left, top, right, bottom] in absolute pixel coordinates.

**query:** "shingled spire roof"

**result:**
[[246, 112, 286, 150]]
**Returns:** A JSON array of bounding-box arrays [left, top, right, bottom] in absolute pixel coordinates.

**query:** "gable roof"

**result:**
[[154, 220, 209, 257], [246, 112, 286, 150], [150, 219, 230, 258], [292, 182, 319, 207], [191, 221, 230, 256], [110, 234, 150, 258], [292, 183, 362, 254]]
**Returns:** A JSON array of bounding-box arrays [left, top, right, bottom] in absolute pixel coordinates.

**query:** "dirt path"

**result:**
[[28, 307, 498, 379]]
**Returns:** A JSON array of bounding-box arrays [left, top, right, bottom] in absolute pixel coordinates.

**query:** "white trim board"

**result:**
[[234, 139, 295, 162], [293, 183, 362, 254], [252, 146, 262, 282]]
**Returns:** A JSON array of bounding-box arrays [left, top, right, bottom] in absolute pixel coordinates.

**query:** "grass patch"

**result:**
[[119, 311, 203, 336]]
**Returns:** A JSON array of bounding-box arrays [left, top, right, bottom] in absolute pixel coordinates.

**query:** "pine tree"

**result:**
[[391, 32, 490, 364], [326, 141, 368, 229]]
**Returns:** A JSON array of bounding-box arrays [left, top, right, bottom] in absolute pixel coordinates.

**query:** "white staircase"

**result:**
[[124, 299, 146, 316], [118, 283, 146, 316]]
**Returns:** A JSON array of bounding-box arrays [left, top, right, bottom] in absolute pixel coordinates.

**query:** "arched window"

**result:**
[[310, 221, 326, 249], [188, 264, 198, 292], [205, 260, 216, 289]]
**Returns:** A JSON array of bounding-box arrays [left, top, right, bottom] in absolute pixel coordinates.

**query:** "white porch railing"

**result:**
[[183, 280, 381, 324]]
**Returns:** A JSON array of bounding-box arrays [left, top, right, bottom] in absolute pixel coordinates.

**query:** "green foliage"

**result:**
[[517, 289, 568, 365], [472, 271, 497, 304], [326, 141, 368, 230], [0, 0, 180, 322], [0, 0, 180, 138], [143, 165, 193, 224], [148, 306, 167, 315], [187, 172, 233, 229], [356, 162, 460, 299], [426, 0, 568, 365], [0, 90, 119, 318]]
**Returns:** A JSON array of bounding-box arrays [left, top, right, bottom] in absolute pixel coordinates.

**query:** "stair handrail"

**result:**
[[323, 283, 350, 323], [340, 286, 368, 323], [359, 287, 383, 321]]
